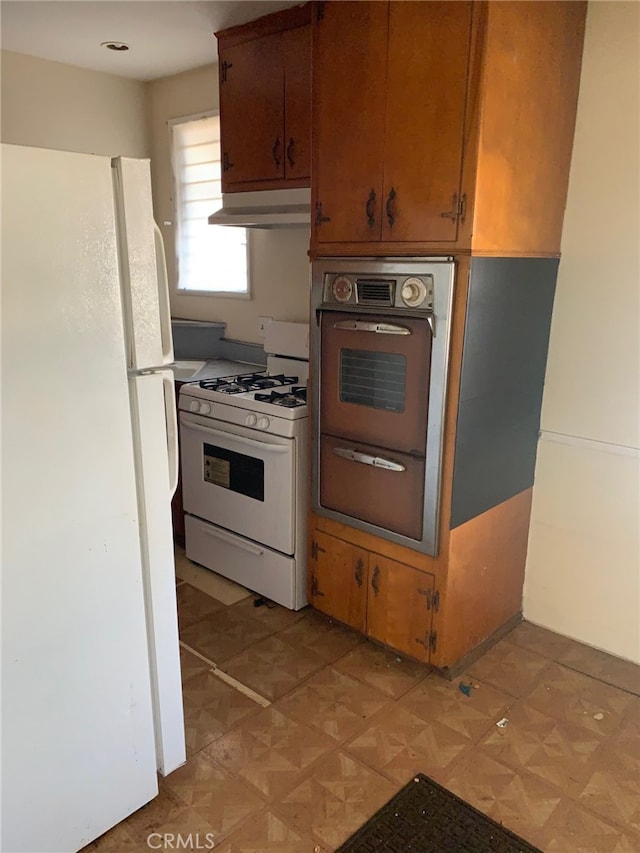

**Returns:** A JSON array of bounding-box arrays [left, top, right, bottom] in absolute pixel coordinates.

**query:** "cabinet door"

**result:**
[[312, 1, 388, 243], [382, 1, 473, 243], [309, 530, 367, 632], [219, 33, 284, 188], [367, 555, 435, 663], [283, 25, 311, 182]]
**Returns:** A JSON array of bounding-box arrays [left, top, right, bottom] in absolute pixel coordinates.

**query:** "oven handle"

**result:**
[[201, 524, 265, 557], [332, 320, 411, 335], [181, 417, 290, 453], [333, 447, 406, 472]]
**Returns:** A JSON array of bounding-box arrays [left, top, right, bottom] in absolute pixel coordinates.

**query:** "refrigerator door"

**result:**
[[112, 157, 174, 370], [128, 370, 185, 774], [1, 143, 159, 852]]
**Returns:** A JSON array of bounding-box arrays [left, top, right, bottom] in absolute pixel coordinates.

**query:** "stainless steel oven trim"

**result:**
[[310, 256, 455, 556]]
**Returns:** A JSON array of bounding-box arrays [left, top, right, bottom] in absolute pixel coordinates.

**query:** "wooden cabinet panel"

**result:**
[[283, 25, 311, 182], [382, 1, 472, 243], [219, 33, 284, 187], [312, 1, 388, 241], [469, 1, 586, 255], [366, 555, 435, 663], [309, 530, 367, 632]]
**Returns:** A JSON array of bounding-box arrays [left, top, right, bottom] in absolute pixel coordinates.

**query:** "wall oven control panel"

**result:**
[[323, 272, 434, 312]]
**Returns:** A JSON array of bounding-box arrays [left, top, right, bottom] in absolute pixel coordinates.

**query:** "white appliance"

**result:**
[[179, 321, 309, 610], [1, 144, 185, 852]]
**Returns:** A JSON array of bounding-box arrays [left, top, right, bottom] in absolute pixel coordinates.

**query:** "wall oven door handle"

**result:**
[[181, 417, 289, 453], [333, 447, 406, 472], [201, 524, 265, 557], [332, 320, 411, 336]]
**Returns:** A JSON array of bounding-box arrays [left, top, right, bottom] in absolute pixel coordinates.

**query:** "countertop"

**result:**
[[170, 358, 263, 384]]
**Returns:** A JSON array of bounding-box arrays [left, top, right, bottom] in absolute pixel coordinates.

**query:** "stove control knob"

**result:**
[[257, 417, 270, 430], [189, 400, 200, 412], [401, 276, 428, 308], [245, 414, 258, 427], [199, 402, 211, 415]]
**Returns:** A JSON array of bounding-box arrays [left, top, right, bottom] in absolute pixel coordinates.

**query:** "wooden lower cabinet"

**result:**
[[309, 529, 436, 663]]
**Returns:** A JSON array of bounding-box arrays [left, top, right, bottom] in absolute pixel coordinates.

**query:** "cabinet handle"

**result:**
[[354, 558, 364, 587], [220, 60, 233, 84], [386, 187, 397, 229], [222, 152, 235, 172], [315, 201, 331, 226], [286, 137, 296, 168], [272, 137, 281, 168], [371, 565, 380, 596], [365, 189, 376, 229], [311, 574, 324, 598]]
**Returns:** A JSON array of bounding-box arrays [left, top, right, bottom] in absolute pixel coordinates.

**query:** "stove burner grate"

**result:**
[[254, 386, 307, 408], [199, 372, 299, 394]]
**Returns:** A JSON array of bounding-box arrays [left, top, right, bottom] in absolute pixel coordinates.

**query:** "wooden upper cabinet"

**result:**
[[312, 0, 473, 249], [311, 0, 586, 257], [216, 4, 312, 192]]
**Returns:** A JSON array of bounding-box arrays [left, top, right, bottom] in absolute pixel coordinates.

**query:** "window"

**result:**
[[170, 113, 249, 294]]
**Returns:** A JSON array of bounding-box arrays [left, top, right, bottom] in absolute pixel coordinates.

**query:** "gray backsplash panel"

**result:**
[[171, 319, 266, 366], [171, 320, 225, 359]]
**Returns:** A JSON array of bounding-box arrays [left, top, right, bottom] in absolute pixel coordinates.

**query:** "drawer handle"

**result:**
[[332, 447, 406, 472], [332, 320, 410, 336], [371, 565, 380, 595], [365, 189, 376, 229], [201, 524, 264, 557]]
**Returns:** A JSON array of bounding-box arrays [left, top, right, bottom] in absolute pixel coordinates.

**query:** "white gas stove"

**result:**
[[178, 322, 309, 610]]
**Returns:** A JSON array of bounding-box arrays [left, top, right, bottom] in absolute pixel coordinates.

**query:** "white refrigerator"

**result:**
[[1, 143, 186, 852]]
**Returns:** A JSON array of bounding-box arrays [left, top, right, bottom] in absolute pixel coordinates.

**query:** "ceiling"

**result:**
[[0, 1, 301, 82]]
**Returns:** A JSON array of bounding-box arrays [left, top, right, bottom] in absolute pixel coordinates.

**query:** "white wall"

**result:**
[[524, 1, 640, 662], [0, 50, 148, 157], [145, 64, 311, 344]]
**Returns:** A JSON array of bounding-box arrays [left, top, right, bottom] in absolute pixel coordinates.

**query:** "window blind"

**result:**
[[172, 115, 248, 293]]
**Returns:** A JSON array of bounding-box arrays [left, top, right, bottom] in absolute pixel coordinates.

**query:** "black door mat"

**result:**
[[335, 773, 542, 853]]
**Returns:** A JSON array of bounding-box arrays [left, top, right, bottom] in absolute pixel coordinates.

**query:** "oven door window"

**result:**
[[339, 349, 406, 413], [203, 443, 264, 501]]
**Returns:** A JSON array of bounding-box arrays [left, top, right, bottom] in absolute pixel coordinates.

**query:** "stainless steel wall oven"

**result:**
[[311, 257, 455, 555]]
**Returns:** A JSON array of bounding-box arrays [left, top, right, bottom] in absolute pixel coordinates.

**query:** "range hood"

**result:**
[[208, 188, 311, 229]]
